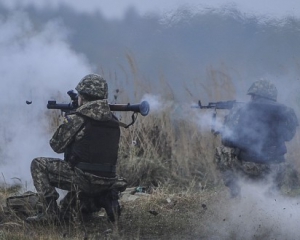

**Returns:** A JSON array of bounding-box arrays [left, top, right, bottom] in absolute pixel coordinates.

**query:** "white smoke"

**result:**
[[189, 101, 229, 133], [206, 181, 300, 239], [0, 4, 298, 239], [0, 11, 92, 188], [141, 93, 173, 113]]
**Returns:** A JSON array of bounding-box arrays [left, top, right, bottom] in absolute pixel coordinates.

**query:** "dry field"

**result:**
[[1, 64, 300, 239]]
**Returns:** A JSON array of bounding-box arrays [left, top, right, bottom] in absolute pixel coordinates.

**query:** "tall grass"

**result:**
[[107, 57, 300, 192], [109, 59, 239, 190], [44, 55, 300, 192], [2, 56, 300, 239]]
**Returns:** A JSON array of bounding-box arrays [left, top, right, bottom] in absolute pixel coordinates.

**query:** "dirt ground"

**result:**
[[1, 183, 300, 240]]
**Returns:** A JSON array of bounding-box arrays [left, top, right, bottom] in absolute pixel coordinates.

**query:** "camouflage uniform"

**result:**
[[28, 74, 127, 222], [215, 80, 298, 197], [215, 146, 287, 197]]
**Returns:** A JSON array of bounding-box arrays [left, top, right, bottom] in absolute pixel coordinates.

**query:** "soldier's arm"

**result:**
[[282, 107, 299, 141], [49, 114, 84, 153], [221, 106, 242, 148]]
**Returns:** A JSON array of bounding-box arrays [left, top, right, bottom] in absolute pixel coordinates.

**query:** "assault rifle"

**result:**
[[191, 100, 237, 110], [192, 100, 239, 134], [47, 90, 150, 128]]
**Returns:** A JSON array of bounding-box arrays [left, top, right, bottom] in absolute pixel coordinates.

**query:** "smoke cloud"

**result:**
[[0, 3, 300, 239], [142, 93, 173, 114], [205, 180, 300, 239], [0, 11, 92, 188]]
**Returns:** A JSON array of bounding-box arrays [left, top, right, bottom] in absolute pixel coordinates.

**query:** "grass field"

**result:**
[[1, 64, 300, 239]]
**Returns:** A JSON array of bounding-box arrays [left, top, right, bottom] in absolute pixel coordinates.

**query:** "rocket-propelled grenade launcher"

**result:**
[[47, 90, 150, 128]]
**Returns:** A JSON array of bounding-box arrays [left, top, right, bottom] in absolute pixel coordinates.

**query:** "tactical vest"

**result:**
[[65, 115, 120, 177]]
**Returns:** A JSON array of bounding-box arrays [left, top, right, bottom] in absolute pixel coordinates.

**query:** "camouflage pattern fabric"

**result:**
[[247, 79, 278, 101], [215, 146, 286, 179], [31, 157, 127, 200], [50, 99, 112, 153], [32, 98, 125, 202], [221, 97, 298, 154], [218, 145, 300, 194], [76, 99, 112, 122], [216, 80, 298, 196], [75, 73, 108, 99]]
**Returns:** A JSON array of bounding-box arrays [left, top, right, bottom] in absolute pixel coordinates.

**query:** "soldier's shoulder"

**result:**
[[63, 113, 85, 125], [285, 106, 299, 126], [271, 102, 299, 127], [275, 102, 298, 117], [225, 103, 244, 118]]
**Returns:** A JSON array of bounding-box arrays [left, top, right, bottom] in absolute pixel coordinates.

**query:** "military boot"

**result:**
[[97, 190, 121, 223], [26, 198, 61, 224]]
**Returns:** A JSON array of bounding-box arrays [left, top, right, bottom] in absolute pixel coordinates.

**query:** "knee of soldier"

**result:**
[[30, 157, 47, 173]]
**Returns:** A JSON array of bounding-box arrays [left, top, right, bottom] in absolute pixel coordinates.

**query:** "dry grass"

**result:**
[[114, 65, 240, 190], [117, 105, 221, 189], [1, 58, 300, 239], [0, 186, 225, 240]]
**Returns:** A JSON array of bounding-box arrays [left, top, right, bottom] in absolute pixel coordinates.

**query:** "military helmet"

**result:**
[[247, 79, 277, 101], [75, 74, 108, 99]]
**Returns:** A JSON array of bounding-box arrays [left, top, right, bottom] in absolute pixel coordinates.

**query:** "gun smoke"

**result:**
[[142, 94, 173, 113], [0, 2, 300, 240], [204, 181, 300, 239], [0, 12, 92, 188]]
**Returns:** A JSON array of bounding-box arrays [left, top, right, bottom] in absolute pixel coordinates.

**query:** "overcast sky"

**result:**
[[2, 0, 300, 19]]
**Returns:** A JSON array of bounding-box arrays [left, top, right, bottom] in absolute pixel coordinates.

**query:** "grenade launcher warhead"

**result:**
[[47, 90, 150, 128]]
